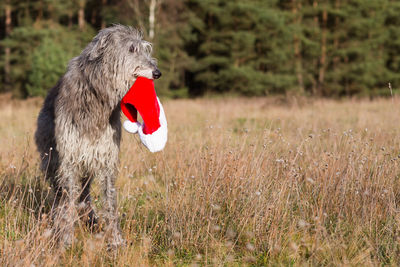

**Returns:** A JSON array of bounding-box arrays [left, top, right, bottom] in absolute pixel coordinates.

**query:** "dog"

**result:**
[[34, 25, 161, 248]]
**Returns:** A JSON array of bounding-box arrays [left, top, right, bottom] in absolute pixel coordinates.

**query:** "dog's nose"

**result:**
[[152, 69, 162, 79]]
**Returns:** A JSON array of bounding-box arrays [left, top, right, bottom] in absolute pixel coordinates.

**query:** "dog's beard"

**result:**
[[134, 69, 153, 80]]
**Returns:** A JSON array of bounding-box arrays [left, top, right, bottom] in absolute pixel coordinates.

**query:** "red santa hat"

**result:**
[[121, 77, 167, 152]]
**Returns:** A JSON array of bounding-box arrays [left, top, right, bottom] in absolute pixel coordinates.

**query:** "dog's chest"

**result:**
[[55, 121, 120, 169]]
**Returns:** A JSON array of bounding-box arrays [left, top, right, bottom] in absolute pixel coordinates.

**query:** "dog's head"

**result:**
[[81, 25, 161, 99]]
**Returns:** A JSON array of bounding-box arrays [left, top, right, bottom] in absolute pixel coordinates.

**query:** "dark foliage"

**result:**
[[0, 0, 399, 97]]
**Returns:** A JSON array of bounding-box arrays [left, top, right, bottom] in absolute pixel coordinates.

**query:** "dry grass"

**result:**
[[1, 96, 400, 266]]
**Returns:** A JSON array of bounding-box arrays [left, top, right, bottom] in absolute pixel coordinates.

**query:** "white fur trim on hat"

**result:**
[[123, 97, 167, 153], [137, 98, 167, 153], [123, 120, 140, 133]]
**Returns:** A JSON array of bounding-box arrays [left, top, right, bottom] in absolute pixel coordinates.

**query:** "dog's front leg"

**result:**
[[98, 168, 125, 249], [52, 163, 81, 247], [79, 175, 98, 230]]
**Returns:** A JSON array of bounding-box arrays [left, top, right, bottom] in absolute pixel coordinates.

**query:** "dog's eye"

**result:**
[[129, 45, 136, 53]]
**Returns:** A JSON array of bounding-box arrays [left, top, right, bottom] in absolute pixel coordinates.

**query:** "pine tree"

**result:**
[[0, 0, 95, 97], [185, 0, 295, 96], [327, 0, 389, 96], [155, 0, 193, 97], [384, 0, 400, 93]]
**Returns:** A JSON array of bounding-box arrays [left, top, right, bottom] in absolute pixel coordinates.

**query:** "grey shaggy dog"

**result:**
[[35, 25, 161, 248]]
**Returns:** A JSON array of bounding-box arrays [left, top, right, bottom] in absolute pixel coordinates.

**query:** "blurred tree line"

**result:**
[[0, 0, 399, 98]]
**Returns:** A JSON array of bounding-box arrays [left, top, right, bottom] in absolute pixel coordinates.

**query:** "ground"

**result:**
[[1, 96, 400, 266]]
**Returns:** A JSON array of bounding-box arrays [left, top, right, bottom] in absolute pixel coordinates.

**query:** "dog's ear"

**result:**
[[129, 43, 140, 54], [88, 31, 113, 61]]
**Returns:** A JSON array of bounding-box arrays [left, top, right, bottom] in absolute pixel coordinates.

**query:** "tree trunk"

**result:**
[[5, 3, 11, 37], [101, 0, 107, 28], [78, 0, 86, 30], [292, 0, 304, 94], [35, 0, 43, 24], [4, 0, 12, 91], [48, 2, 54, 23], [311, 0, 319, 95], [91, 8, 97, 25], [149, 0, 156, 39], [68, 11, 73, 28], [333, 0, 340, 69], [318, 8, 328, 95], [313, 1, 319, 25]]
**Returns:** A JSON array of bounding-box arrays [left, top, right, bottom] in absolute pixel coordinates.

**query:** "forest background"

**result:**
[[0, 0, 400, 99]]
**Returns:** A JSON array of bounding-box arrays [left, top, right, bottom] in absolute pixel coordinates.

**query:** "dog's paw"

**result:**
[[60, 231, 77, 248], [52, 220, 76, 248], [107, 230, 126, 250]]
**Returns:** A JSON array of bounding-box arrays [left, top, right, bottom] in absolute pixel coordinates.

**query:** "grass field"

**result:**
[[1, 96, 400, 266]]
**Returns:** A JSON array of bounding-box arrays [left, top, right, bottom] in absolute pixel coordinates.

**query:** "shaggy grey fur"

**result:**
[[35, 25, 161, 248]]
